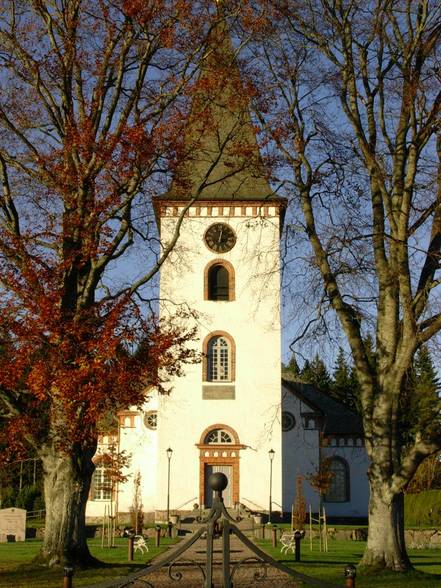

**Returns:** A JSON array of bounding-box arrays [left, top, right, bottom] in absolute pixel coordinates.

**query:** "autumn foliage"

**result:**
[[0, 0, 223, 566], [0, 0, 212, 458]]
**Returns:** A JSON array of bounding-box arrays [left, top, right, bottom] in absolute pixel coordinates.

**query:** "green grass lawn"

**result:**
[[1, 535, 440, 587], [0, 537, 178, 587], [256, 537, 441, 587]]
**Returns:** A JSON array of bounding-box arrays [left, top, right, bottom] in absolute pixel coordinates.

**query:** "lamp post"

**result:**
[[166, 447, 173, 523], [268, 448, 275, 524]]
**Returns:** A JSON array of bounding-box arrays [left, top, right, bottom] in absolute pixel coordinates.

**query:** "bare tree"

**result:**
[[245, 0, 441, 571]]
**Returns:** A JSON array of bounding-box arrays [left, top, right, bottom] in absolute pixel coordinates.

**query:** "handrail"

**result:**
[[173, 496, 198, 511], [240, 497, 266, 511]]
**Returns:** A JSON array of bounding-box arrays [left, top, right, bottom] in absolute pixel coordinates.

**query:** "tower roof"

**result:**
[[166, 14, 275, 202]]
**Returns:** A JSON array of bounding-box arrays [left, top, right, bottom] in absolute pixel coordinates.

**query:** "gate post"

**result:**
[[294, 530, 302, 562], [63, 567, 74, 588], [222, 518, 231, 588], [128, 535, 134, 561], [206, 520, 214, 588], [344, 563, 356, 587], [205, 472, 230, 588], [272, 525, 277, 548]]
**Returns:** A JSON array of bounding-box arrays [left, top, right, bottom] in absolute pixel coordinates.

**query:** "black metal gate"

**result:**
[[89, 473, 344, 588]]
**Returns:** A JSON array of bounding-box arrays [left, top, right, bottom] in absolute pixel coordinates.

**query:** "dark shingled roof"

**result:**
[[282, 378, 364, 437], [165, 15, 275, 202]]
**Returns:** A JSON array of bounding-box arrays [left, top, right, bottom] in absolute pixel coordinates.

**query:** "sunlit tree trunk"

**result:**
[[36, 444, 97, 567], [249, 0, 441, 572], [363, 485, 410, 571]]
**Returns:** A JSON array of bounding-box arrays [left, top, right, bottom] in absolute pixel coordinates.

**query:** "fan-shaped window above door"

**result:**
[[205, 429, 233, 444]]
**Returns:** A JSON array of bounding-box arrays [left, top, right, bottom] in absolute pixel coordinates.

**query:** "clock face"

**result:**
[[204, 223, 236, 253]]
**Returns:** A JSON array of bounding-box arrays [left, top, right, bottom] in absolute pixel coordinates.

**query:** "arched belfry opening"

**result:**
[[197, 424, 245, 508], [209, 265, 229, 300], [204, 259, 235, 301]]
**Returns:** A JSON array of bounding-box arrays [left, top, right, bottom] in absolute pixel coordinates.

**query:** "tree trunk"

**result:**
[[35, 444, 98, 567], [362, 484, 412, 571]]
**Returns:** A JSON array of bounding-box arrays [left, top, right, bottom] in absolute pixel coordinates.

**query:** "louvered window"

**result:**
[[208, 265, 229, 300]]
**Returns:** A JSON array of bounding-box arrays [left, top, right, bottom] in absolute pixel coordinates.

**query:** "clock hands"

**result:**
[[205, 223, 236, 252]]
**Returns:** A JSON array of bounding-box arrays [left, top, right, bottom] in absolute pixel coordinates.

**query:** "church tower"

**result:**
[[154, 15, 285, 514], [85, 11, 370, 525]]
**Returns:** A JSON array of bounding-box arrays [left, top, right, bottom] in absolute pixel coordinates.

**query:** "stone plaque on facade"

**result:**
[[202, 385, 235, 400], [0, 507, 26, 542]]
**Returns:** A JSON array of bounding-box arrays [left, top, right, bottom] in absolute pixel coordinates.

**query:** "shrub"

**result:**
[[32, 494, 45, 512], [16, 485, 40, 511], [0, 486, 16, 508], [404, 490, 441, 527], [292, 475, 307, 531]]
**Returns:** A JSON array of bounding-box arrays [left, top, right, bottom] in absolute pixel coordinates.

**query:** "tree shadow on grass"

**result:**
[[0, 562, 147, 588]]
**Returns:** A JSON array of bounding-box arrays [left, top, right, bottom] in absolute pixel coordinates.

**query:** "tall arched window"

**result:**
[[203, 331, 236, 382], [208, 265, 229, 300], [325, 457, 350, 502], [207, 336, 231, 381]]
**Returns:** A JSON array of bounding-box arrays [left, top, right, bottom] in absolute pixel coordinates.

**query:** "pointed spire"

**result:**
[[169, 11, 273, 201]]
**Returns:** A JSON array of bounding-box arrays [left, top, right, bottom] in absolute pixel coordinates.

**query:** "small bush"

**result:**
[[0, 486, 17, 508], [129, 507, 144, 534], [292, 475, 307, 531], [16, 485, 41, 511], [404, 490, 441, 527], [32, 494, 45, 511]]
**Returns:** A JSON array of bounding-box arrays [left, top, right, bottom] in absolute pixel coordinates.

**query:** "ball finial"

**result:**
[[208, 472, 228, 492]]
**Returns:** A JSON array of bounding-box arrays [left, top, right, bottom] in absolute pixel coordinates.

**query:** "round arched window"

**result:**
[[144, 411, 157, 430], [325, 458, 350, 502], [205, 429, 233, 444], [282, 411, 296, 432], [207, 336, 231, 381]]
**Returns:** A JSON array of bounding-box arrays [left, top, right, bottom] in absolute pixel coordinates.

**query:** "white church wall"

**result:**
[[116, 408, 158, 513], [155, 208, 283, 515], [86, 401, 158, 518], [322, 443, 369, 518], [281, 386, 320, 512], [281, 384, 370, 518]]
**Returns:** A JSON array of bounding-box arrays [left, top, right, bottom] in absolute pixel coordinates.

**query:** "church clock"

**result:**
[[204, 223, 236, 253]]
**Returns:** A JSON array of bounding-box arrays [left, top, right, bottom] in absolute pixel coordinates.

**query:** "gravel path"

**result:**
[[128, 535, 303, 587]]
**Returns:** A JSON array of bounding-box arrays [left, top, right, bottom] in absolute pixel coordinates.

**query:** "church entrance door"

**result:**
[[204, 464, 232, 507]]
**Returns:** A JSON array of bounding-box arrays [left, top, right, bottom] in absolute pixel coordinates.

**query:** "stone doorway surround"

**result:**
[[196, 424, 245, 508]]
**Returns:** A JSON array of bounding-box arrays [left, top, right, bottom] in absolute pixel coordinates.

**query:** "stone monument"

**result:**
[[0, 507, 26, 542]]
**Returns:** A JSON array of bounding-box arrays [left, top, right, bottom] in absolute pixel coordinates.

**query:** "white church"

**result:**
[[86, 16, 369, 523]]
